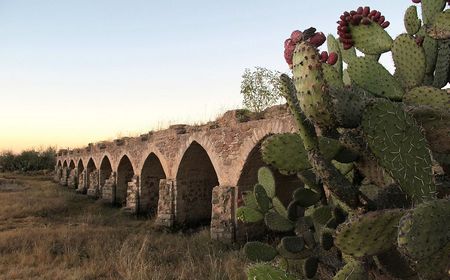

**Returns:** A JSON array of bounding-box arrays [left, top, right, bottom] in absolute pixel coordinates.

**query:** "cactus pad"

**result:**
[[292, 41, 334, 127], [414, 242, 450, 280], [293, 188, 321, 207], [404, 86, 450, 110], [243, 241, 278, 262], [237, 206, 264, 223], [254, 184, 270, 213], [242, 191, 259, 210], [374, 248, 416, 279], [362, 99, 436, 202], [281, 236, 305, 254], [392, 34, 426, 89], [421, 0, 446, 25], [258, 167, 276, 198], [265, 211, 294, 232], [333, 261, 368, 280], [272, 197, 288, 219], [261, 133, 309, 175], [303, 257, 318, 279], [335, 209, 404, 257], [404, 5, 421, 35], [397, 199, 450, 261], [349, 22, 393, 55], [347, 57, 404, 100], [428, 10, 450, 39], [322, 63, 344, 89], [320, 229, 334, 250], [246, 263, 297, 280], [326, 34, 343, 77], [433, 39, 450, 88]]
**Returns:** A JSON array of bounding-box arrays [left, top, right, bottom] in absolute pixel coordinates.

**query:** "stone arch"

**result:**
[[99, 155, 113, 188], [116, 155, 135, 206], [175, 141, 219, 226], [77, 159, 84, 174], [235, 135, 302, 240], [237, 135, 302, 207], [69, 160, 75, 169], [86, 158, 97, 193], [140, 152, 166, 215], [62, 160, 68, 168], [57, 160, 62, 167]]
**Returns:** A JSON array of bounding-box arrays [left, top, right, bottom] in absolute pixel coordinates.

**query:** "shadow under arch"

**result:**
[[175, 141, 219, 227], [140, 152, 166, 215], [99, 155, 113, 188], [116, 155, 135, 206], [236, 135, 303, 240]]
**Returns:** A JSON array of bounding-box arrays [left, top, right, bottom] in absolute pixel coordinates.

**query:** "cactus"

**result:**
[[244, 241, 278, 262], [334, 209, 404, 257], [239, 2, 450, 279]]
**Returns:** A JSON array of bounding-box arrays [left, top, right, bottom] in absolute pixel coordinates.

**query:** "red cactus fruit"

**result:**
[[415, 36, 424, 46], [362, 6, 370, 17], [290, 30, 303, 44], [320, 51, 329, 63], [381, 21, 390, 28], [412, 0, 421, 3], [309, 32, 326, 47], [327, 52, 338, 65]]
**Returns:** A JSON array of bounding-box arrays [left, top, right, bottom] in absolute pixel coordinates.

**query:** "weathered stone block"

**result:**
[[210, 185, 236, 243]]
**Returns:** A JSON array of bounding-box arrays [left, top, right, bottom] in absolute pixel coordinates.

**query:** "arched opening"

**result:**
[[86, 158, 97, 193], [140, 153, 166, 215], [99, 156, 113, 188], [69, 160, 75, 169], [176, 141, 219, 226], [116, 155, 135, 206], [77, 159, 84, 175], [62, 161, 68, 168], [236, 138, 303, 240], [237, 138, 302, 207], [67, 160, 77, 188], [57, 160, 62, 168]]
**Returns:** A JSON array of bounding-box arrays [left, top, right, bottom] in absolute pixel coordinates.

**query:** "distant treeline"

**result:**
[[0, 147, 56, 172]]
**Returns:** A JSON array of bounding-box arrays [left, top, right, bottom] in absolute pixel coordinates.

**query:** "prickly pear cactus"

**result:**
[[239, 2, 450, 279]]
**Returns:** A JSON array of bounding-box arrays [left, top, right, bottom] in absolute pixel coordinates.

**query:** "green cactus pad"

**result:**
[[326, 34, 343, 77], [242, 191, 259, 210], [303, 229, 317, 249], [374, 248, 416, 279], [237, 206, 264, 223], [265, 211, 294, 232], [392, 34, 426, 89], [329, 86, 372, 128], [397, 199, 450, 261], [428, 10, 450, 39], [272, 197, 288, 219], [246, 263, 297, 280], [254, 184, 270, 213], [404, 86, 450, 110], [421, 0, 446, 25], [243, 241, 278, 262], [292, 41, 334, 127], [302, 257, 318, 279], [293, 188, 321, 207], [433, 39, 450, 88], [322, 63, 344, 89], [333, 261, 368, 280], [335, 209, 404, 257], [287, 200, 304, 221], [261, 133, 309, 175], [281, 236, 305, 254], [415, 242, 450, 280], [339, 44, 357, 64], [347, 57, 404, 100], [404, 5, 422, 35], [349, 22, 393, 55], [320, 229, 334, 250], [362, 99, 436, 202], [342, 69, 351, 85], [418, 26, 439, 77], [364, 53, 380, 61], [258, 167, 276, 198], [309, 206, 332, 229]]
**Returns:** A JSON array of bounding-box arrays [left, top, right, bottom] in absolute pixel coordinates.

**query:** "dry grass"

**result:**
[[0, 174, 247, 280]]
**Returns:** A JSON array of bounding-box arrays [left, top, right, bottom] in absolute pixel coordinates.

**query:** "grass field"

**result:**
[[0, 174, 247, 280]]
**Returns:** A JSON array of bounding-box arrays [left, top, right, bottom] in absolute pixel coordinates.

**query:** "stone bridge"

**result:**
[[54, 105, 303, 242]]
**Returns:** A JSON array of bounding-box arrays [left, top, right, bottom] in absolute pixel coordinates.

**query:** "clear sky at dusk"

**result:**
[[0, 0, 412, 152]]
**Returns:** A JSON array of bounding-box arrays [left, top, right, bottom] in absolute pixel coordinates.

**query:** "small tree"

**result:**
[[240, 67, 283, 113]]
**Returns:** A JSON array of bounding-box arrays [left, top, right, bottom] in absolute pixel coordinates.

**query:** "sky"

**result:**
[[0, 0, 412, 152]]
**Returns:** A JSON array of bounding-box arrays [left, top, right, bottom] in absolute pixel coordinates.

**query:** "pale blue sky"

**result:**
[[0, 0, 411, 151]]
